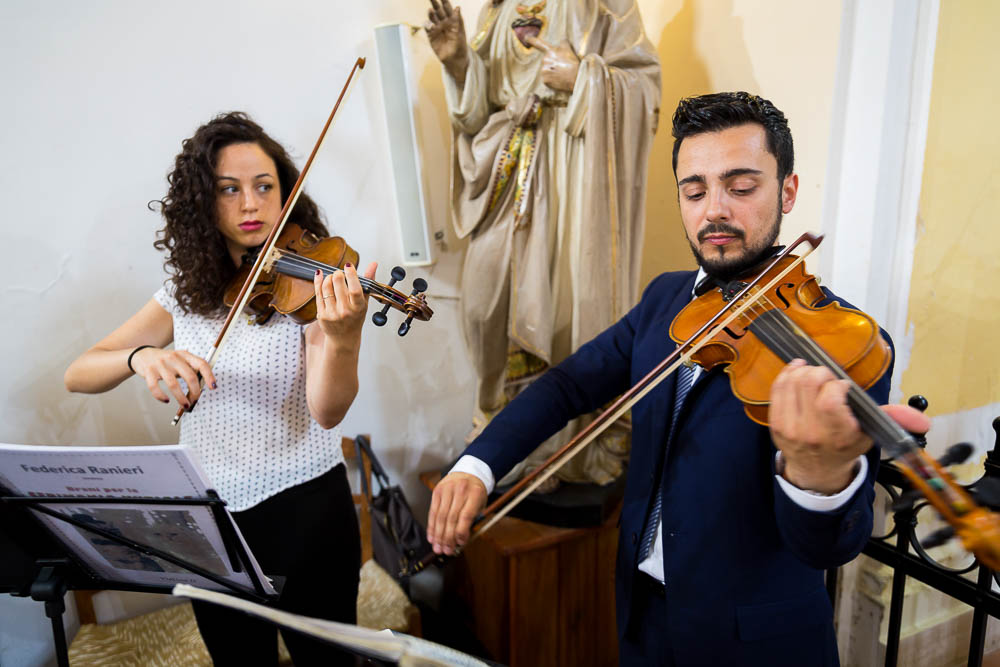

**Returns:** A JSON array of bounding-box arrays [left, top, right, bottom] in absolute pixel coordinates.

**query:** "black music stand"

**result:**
[[0, 487, 278, 667]]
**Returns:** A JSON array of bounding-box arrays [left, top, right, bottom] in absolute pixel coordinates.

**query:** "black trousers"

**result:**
[[192, 464, 361, 666], [619, 572, 676, 666]]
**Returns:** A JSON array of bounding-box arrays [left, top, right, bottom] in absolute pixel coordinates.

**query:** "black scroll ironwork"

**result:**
[[857, 398, 1000, 667]]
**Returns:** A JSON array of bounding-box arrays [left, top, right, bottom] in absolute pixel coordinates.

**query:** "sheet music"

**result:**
[[174, 584, 490, 666], [0, 443, 274, 595]]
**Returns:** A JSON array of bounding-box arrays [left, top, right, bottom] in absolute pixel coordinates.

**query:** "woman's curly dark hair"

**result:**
[[153, 112, 328, 316]]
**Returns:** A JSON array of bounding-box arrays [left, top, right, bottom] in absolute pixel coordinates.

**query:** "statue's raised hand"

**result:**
[[426, 0, 469, 85], [525, 36, 580, 93]]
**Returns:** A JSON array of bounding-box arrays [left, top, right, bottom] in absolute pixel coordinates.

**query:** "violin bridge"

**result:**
[[262, 247, 280, 273]]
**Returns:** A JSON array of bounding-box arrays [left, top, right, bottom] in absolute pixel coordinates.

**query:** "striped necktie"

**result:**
[[638, 361, 695, 559]]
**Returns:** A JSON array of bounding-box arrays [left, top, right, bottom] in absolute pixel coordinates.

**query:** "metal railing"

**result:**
[[856, 401, 1000, 666]]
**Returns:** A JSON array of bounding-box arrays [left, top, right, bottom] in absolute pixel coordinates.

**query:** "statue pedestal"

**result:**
[[422, 471, 619, 666], [488, 474, 626, 528]]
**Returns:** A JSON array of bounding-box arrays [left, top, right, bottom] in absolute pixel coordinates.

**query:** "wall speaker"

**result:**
[[374, 23, 435, 267]]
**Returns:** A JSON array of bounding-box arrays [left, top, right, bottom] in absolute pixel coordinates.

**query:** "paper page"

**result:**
[[0, 444, 274, 595], [173, 584, 491, 667]]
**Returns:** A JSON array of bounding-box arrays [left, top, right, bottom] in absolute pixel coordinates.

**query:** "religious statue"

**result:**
[[426, 0, 661, 488]]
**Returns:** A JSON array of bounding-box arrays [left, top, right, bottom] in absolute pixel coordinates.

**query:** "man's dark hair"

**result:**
[[671, 92, 794, 181]]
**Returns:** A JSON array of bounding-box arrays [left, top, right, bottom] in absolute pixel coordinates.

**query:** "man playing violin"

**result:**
[[427, 92, 930, 666], [65, 112, 373, 666]]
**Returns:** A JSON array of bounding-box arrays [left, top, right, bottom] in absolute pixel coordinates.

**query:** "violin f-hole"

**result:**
[[773, 282, 795, 309], [723, 325, 747, 339]]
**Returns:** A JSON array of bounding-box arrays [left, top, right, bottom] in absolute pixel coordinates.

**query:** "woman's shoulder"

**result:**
[[151, 282, 177, 313]]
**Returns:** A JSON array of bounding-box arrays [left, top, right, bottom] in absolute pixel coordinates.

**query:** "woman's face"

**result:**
[[213, 142, 282, 266]]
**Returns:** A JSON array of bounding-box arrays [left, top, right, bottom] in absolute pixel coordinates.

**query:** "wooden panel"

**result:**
[[462, 532, 509, 661], [510, 543, 559, 667], [557, 530, 598, 667], [596, 522, 620, 666], [426, 468, 622, 666]]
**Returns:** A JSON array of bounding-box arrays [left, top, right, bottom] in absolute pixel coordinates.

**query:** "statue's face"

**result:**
[[674, 123, 798, 278], [512, 1, 547, 46]]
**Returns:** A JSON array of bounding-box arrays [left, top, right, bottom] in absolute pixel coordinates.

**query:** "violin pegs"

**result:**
[[921, 525, 956, 550], [937, 442, 974, 467], [412, 278, 428, 294], [398, 315, 414, 337], [372, 304, 390, 327], [388, 266, 406, 288], [907, 394, 930, 449]]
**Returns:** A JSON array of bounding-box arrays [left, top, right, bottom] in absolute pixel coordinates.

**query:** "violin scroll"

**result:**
[[887, 396, 1000, 570], [369, 266, 432, 336]]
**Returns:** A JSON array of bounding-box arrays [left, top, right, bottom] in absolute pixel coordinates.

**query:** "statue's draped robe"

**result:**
[[445, 0, 660, 484]]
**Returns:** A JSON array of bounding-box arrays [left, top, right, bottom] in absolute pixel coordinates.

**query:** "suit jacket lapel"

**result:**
[[645, 273, 699, 467]]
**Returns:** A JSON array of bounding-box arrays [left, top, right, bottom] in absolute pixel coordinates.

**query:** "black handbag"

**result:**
[[354, 435, 433, 582]]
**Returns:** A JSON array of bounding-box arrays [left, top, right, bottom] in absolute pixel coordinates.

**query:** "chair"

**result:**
[[341, 435, 374, 564], [344, 435, 422, 637]]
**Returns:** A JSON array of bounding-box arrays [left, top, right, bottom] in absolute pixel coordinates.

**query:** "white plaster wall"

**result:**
[[0, 2, 471, 664]]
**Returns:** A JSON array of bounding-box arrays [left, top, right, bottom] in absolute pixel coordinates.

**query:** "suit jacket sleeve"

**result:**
[[462, 289, 645, 481]]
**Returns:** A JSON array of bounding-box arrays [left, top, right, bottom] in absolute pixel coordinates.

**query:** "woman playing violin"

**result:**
[[64, 112, 373, 666], [428, 92, 930, 666]]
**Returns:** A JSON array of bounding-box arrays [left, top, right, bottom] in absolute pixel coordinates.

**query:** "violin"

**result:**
[[224, 222, 433, 335], [667, 238, 1000, 569], [407, 232, 1000, 575], [668, 251, 891, 426]]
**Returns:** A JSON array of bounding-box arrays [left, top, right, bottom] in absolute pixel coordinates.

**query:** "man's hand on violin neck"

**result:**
[[768, 360, 932, 495], [768, 360, 871, 495], [427, 472, 487, 555]]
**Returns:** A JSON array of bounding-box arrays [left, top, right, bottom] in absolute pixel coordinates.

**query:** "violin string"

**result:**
[[273, 250, 382, 293], [272, 250, 402, 303], [740, 291, 897, 436]]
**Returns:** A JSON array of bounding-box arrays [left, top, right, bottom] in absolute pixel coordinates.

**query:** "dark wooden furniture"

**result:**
[[422, 471, 619, 666]]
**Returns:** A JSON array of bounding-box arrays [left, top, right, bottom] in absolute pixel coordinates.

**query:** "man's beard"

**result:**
[[688, 210, 782, 281]]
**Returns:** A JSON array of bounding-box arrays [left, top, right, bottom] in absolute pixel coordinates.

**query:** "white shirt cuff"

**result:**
[[774, 453, 868, 513], [450, 455, 496, 494]]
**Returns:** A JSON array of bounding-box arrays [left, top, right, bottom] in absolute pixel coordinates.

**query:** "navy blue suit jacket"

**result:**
[[465, 270, 889, 666]]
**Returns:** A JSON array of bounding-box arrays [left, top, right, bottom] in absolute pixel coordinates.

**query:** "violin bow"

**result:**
[[173, 57, 366, 426], [414, 231, 1000, 573], [407, 235, 822, 574], [475, 235, 821, 531]]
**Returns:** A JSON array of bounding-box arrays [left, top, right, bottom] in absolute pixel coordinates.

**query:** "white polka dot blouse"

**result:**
[[154, 286, 345, 512]]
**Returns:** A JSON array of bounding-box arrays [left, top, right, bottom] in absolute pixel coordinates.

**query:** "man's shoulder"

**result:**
[[818, 286, 894, 347], [640, 270, 699, 303]]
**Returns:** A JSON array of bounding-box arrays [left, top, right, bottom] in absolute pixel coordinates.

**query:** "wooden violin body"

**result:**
[[669, 255, 892, 425], [223, 222, 433, 331], [225, 224, 358, 325]]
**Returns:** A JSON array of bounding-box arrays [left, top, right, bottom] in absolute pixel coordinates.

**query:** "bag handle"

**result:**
[[354, 434, 391, 492]]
